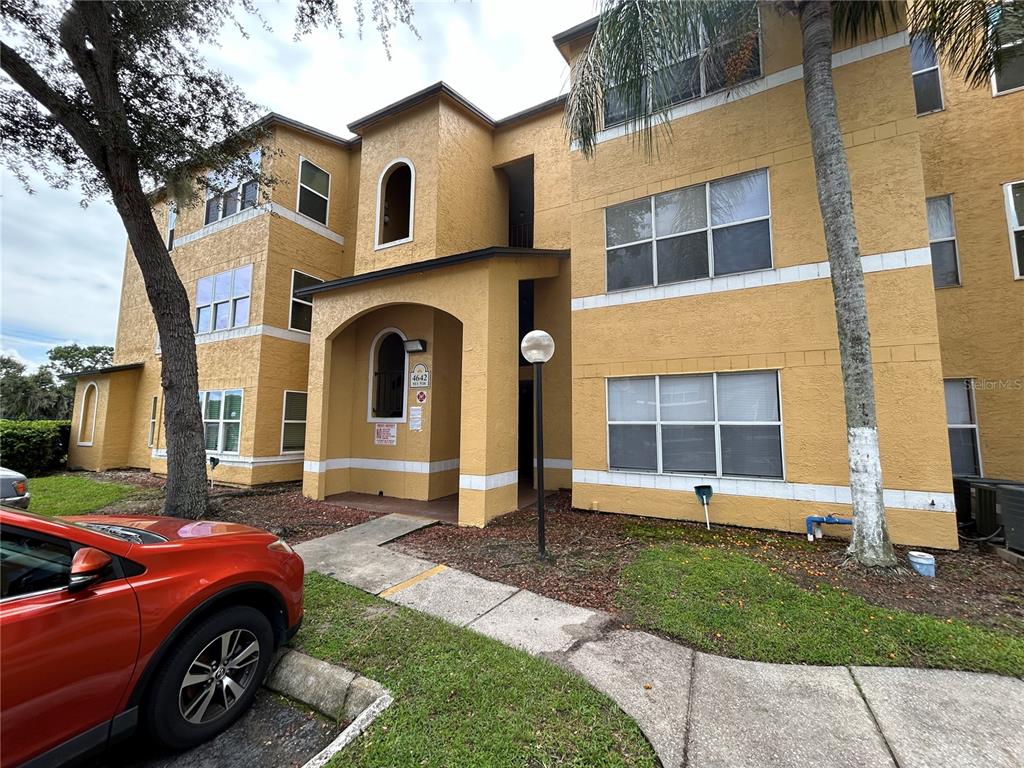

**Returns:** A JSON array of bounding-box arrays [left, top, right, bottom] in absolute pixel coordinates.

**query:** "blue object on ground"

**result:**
[[907, 550, 936, 577]]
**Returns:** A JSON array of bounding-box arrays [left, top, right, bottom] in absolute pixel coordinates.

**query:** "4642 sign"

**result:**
[[410, 363, 430, 388]]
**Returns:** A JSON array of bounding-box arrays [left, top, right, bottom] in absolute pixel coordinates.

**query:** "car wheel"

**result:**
[[144, 605, 274, 750]]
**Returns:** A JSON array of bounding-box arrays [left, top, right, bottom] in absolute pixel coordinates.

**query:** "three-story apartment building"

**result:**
[[69, 9, 1022, 549]]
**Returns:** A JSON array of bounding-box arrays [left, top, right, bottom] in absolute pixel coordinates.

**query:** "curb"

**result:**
[[264, 649, 393, 762]]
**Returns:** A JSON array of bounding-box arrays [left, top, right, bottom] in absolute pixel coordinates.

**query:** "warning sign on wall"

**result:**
[[374, 423, 397, 446]]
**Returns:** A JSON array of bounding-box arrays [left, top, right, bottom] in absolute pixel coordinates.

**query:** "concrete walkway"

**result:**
[[296, 514, 1024, 768]]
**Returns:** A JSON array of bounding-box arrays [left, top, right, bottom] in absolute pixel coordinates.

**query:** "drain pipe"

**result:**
[[805, 514, 852, 542]]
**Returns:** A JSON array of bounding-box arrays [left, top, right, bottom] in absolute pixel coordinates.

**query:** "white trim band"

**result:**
[[151, 449, 303, 468], [304, 458, 459, 474], [459, 470, 519, 491], [194, 324, 312, 346], [585, 31, 908, 148], [572, 469, 954, 512], [572, 248, 931, 311], [172, 202, 344, 249]]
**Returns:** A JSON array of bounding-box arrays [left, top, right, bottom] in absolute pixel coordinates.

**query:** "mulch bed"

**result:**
[[90, 471, 378, 543], [392, 492, 1024, 635]]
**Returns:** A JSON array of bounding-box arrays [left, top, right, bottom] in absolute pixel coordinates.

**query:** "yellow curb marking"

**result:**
[[378, 564, 448, 598]]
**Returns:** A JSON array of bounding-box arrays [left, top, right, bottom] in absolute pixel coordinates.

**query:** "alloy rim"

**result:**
[[178, 628, 260, 725]]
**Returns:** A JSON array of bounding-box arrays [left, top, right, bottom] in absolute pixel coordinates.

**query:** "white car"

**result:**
[[0, 467, 30, 509]]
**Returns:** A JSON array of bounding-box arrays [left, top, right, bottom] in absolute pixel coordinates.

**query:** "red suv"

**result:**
[[0, 507, 304, 768]]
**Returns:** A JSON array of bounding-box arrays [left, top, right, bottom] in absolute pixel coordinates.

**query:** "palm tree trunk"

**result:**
[[798, 1, 896, 567]]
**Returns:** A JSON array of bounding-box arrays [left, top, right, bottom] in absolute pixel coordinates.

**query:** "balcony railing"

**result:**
[[509, 221, 534, 248]]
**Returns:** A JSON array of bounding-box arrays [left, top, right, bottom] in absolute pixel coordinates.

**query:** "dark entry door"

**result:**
[[518, 381, 533, 485]]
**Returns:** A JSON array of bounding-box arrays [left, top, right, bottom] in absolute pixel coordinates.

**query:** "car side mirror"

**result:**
[[69, 547, 112, 592]]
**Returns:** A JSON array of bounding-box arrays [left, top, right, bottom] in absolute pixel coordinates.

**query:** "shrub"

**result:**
[[0, 420, 71, 475]]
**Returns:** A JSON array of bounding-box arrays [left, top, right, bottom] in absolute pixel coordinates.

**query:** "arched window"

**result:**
[[369, 329, 407, 420], [375, 159, 415, 248], [78, 382, 98, 446]]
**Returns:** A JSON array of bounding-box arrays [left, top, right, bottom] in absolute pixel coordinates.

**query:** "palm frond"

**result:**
[[564, 0, 760, 159], [909, 0, 1024, 88], [832, 0, 902, 45]]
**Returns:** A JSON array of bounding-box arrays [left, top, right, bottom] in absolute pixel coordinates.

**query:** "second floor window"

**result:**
[[167, 204, 177, 251], [205, 150, 261, 226], [992, 4, 1024, 94], [926, 195, 959, 287], [605, 168, 771, 292], [298, 158, 330, 225], [195, 264, 252, 334], [290, 270, 324, 333], [604, 11, 761, 129], [911, 36, 943, 114], [377, 159, 414, 247]]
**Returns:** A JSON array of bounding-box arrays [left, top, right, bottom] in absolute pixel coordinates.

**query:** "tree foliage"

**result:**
[[0, 344, 112, 420]]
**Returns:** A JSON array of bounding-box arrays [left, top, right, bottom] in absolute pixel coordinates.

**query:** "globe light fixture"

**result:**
[[520, 330, 555, 364], [521, 329, 555, 558]]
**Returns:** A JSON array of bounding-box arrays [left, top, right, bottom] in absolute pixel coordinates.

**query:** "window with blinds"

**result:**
[[281, 391, 307, 453], [607, 371, 783, 479]]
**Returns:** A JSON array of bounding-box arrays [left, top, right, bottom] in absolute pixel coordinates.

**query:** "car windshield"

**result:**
[[73, 522, 167, 545]]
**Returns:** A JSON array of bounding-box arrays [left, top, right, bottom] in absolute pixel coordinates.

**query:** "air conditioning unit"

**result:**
[[971, 482, 1000, 537], [998, 485, 1024, 555], [952, 476, 975, 525]]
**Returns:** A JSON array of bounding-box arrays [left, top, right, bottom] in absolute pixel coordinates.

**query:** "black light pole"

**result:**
[[521, 330, 555, 559]]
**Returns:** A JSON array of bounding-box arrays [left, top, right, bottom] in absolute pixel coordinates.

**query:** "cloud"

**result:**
[[0, 0, 595, 367]]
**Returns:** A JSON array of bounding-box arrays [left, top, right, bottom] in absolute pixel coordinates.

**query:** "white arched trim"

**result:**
[[367, 326, 409, 423], [374, 157, 416, 250], [77, 381, 99, 446]]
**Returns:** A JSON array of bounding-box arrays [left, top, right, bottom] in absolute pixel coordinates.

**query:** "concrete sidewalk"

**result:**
[[295, 514, 1024, 768]]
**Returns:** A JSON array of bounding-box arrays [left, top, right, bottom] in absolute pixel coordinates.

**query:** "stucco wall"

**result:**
[[919, 64, 1024, 480]]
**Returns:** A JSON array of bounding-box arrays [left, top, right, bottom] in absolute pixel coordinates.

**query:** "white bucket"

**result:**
[[907, 550, 935, 577]]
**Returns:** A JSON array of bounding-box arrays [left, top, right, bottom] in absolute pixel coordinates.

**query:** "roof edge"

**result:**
[[66, 362, 144, 379], [297, 246, 570, 298], [552, 15, 598, 59], [494, 94, 567, 129], [347, 81, 493, 134], [258, 113, 356, 148]]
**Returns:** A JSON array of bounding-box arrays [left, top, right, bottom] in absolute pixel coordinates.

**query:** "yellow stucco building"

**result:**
[[70, 11, 1023, 549]]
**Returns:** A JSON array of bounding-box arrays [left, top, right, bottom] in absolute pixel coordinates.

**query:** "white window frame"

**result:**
[[1004, 180, 1024, 279], [910, 36, 945, 115], [195, 265, 252, 335], [77, 381, 98, 447], [280, 390, 308, 454], [604, 168, 773, 293], [289, 270, 324, 333], [374, 158, 416, 250], [926, 194, 961, 288], [148, 395, 159, 448], [605, 371, 785, 480], [296, 156, 331, 227], [603, 9, 763, 129], [367, 327, 409, 424], [944, 378, 983, 476], [200, 389, 244, 455]]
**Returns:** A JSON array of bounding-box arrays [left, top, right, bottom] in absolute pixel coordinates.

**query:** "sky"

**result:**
[[0, 0, 595, 369]]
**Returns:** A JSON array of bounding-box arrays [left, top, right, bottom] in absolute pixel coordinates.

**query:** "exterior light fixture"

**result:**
[[403, 339, 426, 353], [520, 330, 555, 557]]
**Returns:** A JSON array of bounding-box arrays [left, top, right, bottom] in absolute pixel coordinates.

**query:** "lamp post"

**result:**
[[521, 330, 555, 558]]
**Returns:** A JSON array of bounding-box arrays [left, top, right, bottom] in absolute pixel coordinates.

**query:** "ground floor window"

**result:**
[[281, 391, 307, 452], [607, 371, 783, 479], [200, 389, 243, 453], [148, 396, 159, 448], [944, 379, 981, 476], [370, 329, 407, 420]]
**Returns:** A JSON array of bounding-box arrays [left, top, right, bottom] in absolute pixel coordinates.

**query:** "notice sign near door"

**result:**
[[374, 423, 397, 446], [410, 363, 430, 389]]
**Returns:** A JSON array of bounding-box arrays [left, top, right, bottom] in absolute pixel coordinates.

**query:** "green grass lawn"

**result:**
[[618, 542, 1024, 677], [297, 573, 656, 768], [28, 474, 140, 516]]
